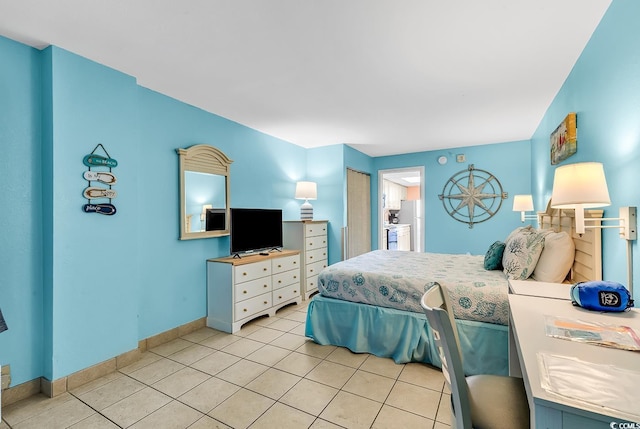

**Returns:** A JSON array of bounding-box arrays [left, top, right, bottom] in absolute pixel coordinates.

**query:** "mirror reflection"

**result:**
[[177, 144, 232, 240], [185, 172, 226, 232]]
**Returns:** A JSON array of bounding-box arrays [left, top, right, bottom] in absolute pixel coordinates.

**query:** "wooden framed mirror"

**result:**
[[177, 144, 232, 240]]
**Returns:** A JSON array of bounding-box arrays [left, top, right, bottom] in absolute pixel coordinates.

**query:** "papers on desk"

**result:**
[[544, 315, 640, 351], [538, 353, 640, 420]]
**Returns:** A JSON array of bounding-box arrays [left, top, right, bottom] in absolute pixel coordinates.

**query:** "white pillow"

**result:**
[[504, 225, 533, 244], [502, 227, 549, 280], [532, 231, 575, 283]]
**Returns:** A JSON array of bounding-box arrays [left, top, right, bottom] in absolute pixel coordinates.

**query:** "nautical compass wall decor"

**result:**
[[438, 164, 508, 228]]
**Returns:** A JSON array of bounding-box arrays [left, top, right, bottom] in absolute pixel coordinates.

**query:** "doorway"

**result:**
[[379, 167, 425, 252]]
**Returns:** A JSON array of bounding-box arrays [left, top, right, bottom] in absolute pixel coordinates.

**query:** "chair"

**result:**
[[420, 285, 530, 429]]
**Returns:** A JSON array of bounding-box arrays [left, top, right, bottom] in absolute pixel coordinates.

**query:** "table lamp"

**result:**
[[295, 181, 317, 220]]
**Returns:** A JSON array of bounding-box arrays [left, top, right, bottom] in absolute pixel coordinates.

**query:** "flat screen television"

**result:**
[[205, 208, 226, 231], [230, 208, 283, 255]]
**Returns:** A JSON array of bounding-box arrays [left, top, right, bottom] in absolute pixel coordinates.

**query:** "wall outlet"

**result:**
[[1, 365, 11, 389]]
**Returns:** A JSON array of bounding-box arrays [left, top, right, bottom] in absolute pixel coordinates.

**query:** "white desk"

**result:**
[[509, 279, 573, 300], [509, 294, 640, 428]]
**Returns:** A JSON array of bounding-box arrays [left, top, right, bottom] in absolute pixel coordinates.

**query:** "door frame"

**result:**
[[378, 166, 425, 252]]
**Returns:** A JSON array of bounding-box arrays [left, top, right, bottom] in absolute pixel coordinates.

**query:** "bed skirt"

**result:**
[[305, 295, 508, 376]]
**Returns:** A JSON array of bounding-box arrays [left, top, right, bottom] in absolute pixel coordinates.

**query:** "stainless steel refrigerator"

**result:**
[[398, 200, 422, 252]]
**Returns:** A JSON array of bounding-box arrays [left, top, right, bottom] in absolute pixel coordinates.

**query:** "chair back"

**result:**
[[421, 285, 472, 429]]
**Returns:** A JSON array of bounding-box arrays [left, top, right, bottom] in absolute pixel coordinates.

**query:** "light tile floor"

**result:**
[[1, 300, 452, 429]]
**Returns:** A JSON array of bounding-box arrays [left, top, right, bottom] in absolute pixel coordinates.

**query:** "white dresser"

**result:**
[[207, 250, 301, 333], [283, 220, 328, 300]]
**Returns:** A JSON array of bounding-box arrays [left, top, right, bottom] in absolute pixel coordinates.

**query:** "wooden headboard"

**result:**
[[537, 201, 603, 283]]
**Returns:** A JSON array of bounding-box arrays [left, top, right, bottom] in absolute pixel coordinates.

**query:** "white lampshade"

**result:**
[[551, 162, 611, 235], [512, 195, 534, 212], [551, 162, 611, 209], [295, 181, 317, 200], [295, 181, 317, 220]]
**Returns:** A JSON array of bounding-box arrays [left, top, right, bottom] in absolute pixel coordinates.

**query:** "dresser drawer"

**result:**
[[305, 236, 327, 251], [305, 223, 327, 237], [306, 274, 319, 292], [235, 277, 271, 302], [272, 254, 299, 274], [273, 268, 300, 290], [306, 247, 327, 264], [273, 283, 300, 306], [234, 260, 271, 283], [235, 292, 272, 321], [306, 259, 327, 278]]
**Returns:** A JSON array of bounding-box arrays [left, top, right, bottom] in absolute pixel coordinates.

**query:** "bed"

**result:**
[[305, 205, 603, 376]]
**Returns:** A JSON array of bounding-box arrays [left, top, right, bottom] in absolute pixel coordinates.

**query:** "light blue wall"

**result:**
[[135, 86, 307, 341], [0, 36, 44, 385], [373, 141, 532, 255], [0, 39, 310, 384], [306, 145, 347, 265], [531, 0, 640, 287], [302, 144, 375, 265], [41, 46, 140, 379]]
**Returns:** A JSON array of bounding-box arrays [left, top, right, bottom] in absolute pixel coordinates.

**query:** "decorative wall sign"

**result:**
[[438, 164, 508, 228], [82, 143, 117, 216], [551, 112, 577, 165]]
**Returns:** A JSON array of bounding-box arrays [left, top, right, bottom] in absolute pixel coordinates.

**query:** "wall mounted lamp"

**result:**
[[551, 162, 637, 297], [512, 194, 537, 223], [295, 181, 317, 220]]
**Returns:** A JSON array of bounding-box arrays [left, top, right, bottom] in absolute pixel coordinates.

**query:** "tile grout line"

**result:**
[[182, 316, 450, 427], [67, 391, 125, 429]]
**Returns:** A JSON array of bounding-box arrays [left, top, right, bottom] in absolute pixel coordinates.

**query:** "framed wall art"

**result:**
[[550, 112, 577, 165]]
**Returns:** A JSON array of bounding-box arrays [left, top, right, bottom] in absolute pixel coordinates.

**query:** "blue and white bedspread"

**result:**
[[318, 250, 510, 325]]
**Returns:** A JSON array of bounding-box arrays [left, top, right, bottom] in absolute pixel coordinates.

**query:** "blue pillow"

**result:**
[[484, 241, 505, 270]]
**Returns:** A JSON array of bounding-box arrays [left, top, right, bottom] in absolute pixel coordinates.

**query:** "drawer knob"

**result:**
[[278, 280, 282, 284], [264, 284, 268, 288], [278, 295, 282, 299], [278, 264, 282, 268], [310, 256, 314, 259], [243, 290, 247, 294], [263, 268, 267, 271], [310, 269, 314, 273], [293, 261, 297, 264], [309, 242, 313, 246], [294, 290, 297, 293], [264, 301, 268, 305], [294, 275, 297, 279], [243, 308, 247, 312], [243, 272, 247, 276]]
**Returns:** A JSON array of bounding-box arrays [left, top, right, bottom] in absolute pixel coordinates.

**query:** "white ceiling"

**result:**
[[0, 0, 611, 157]]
